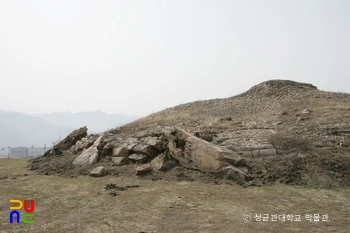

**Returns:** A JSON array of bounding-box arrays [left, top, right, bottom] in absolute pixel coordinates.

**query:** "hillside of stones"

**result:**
[[29, 80, 350, 188]]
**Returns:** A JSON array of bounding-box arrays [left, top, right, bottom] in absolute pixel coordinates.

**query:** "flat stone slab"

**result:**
[[168, 127, 247, 173]]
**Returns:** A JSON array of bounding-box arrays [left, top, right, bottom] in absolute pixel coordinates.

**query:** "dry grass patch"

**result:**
[[0, 159, 349, 233]]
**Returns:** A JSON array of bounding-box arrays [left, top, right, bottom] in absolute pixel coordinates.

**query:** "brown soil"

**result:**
[[1, 158, 350, 233], [29, 80, 350, 189]]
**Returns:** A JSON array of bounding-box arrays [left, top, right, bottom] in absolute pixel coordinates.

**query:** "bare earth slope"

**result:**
[[130, 79, 349, 147], [119, 80, 350, 188], [29, 80, 350, 188]]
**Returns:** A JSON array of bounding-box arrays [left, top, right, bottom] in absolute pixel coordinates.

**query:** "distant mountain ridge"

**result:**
[[0, 110, 73, 148], [0, 110, 139, 148], [33, 111, 140, 133]]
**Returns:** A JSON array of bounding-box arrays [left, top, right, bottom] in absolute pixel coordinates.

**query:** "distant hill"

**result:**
[[33, 111, 140, 133], [0, 110, 73, 148]]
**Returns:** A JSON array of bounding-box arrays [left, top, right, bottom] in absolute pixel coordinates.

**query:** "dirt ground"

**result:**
[[1, 158, 349, 233], [27, 145, 350, 189]]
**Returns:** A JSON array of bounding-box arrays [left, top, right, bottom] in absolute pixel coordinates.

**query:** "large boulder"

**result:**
[[43, 126, 88, 156], [55, 126, 88, 150], [72, 136, 102, 166], [168, 128, 247, 174]]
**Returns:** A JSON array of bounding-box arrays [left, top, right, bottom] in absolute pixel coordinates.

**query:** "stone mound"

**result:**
[[28, 79, 350, 188], [29, 126, 250, 184], [239, 79, 317, 98]]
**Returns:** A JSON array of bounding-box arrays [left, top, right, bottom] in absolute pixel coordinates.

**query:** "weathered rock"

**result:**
[[70, 144, 76, 152], [143, 137, 166, 152], [150, 154, 178, 171], [43, 126, 88, 156], [82, 137, 95, 149], [112, 147, 129, 157], [150, 153, 168, 170], [74, 140, 84, 153], [90, 166, 107, 177], [135, 163, 153, 175], [225, 144, 277, 157], [112, 157, 128, 166], [102, 134, 116, 143], [168, 128, 247, 172], [126, 143, 138, 151], [128, 153, 148, 163], [132, 144, 157, 157], [95, 136, 105, 151], [101, 143, 112, 156], [72, 136, 102, 166], [55, 126, 88, 150], [73, 147, 98, 166]]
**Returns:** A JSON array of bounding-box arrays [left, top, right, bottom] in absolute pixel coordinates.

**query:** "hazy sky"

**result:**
[[1, 0, 349, 116]]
